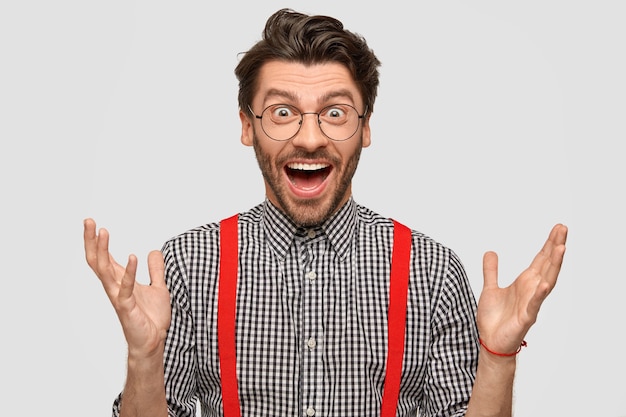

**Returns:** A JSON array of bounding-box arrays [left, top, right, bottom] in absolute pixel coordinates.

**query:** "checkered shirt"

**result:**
[[112, 198, 478, 417]]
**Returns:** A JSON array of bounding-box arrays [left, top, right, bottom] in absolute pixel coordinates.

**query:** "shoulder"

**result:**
[[161, 203, 265, 255], [160, 204, 265, 295], [355, 203, 471, 302], [356, 204, 454, 254], [356, 203, 466, 279]]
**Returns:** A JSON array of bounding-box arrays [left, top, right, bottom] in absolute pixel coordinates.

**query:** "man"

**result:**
[[84, 8, 568, 417]]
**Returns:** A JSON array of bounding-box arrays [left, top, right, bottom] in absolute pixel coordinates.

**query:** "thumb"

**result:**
[[147, 250, 166, 288], [482, 251, 499, 290]]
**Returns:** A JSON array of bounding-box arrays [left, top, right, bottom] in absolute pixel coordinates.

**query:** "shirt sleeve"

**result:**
[[422, 250, 479, 417], [161, 239, 200, 416], [110, 240, 199, 417]]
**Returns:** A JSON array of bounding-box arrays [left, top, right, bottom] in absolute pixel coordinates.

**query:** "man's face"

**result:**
[[240, 61, 371, 227]]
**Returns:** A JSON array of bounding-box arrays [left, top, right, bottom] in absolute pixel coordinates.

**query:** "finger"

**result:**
[[83, 218, 98, 268], [540, 224, 568, 261], [482, 251, 499, 290], [551, 223, 568, 246], [534, 224, 569, 284], [118, 254, 138, 301], [527, 224, 566, 275], [527, 225, 568, 313], [147, 250, 166, 288], [549, 224, 568, 274], [539, 237, 566, 276], [93, 227, 127, 297], [95, 227, 112, 272], [537, 240, 567, 295]]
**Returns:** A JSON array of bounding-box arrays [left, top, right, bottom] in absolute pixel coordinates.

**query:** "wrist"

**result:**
[[479, 338, 527, 357], [127, 344, 165, 368]]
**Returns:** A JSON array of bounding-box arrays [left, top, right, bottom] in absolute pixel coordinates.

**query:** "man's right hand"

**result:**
[[83, 218, 172, 358]]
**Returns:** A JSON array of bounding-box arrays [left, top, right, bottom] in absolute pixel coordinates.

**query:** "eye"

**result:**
[[269, 105, 297, 119], [320, 105, 353, 125], [324, 107, 346, 118]]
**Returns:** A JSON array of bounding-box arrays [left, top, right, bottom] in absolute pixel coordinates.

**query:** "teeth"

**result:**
[[287, 162, 329, 171]]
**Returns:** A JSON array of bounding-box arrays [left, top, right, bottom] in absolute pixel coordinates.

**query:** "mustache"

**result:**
[[252, 132, 341, 166], [276, 150, 341, 168]]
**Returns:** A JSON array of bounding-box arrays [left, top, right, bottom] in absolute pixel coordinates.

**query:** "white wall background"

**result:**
[[1, 1, 624, 415]]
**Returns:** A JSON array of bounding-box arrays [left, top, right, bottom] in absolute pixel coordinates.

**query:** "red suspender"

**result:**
[[380, 220, 412, 417], [217, 216, 412, 417], [218, 214, 241, 417]]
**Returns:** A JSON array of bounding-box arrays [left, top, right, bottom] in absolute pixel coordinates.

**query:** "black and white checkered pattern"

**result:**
[[112, 198, 478, 417]]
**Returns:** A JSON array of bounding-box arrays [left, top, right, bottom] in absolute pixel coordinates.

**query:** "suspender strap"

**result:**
[[218, 216, 412, 417], [218, 214, 241, 417], [380, 220, 412, 417]]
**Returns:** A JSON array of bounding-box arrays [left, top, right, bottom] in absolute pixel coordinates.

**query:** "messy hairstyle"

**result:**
[[235, 8, 381, 116]]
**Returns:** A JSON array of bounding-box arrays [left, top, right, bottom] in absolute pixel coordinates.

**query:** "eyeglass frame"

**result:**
[[247, 103, 368, 142]]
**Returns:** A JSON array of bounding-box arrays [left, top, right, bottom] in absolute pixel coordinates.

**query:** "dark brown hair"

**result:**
[[235, 8, 381, 116]]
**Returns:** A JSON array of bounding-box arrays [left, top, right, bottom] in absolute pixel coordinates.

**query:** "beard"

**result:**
[[252, 132, 363, 227]]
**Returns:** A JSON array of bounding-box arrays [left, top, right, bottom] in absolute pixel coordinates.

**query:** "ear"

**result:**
[[240, 109, 254, 147], [361, 114, 372, 148]]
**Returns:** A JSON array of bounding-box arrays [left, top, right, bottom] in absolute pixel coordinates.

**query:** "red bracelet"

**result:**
[[479, 338, 527, 357]]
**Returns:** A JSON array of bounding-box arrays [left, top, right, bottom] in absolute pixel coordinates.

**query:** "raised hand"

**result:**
[[83, 218, 172, 358], [476, 223, 568, 356]]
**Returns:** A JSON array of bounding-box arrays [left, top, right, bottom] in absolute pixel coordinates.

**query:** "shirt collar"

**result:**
[[261, 197, 357, 261]]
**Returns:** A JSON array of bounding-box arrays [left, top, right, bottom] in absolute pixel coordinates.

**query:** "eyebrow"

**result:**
[[262, 89, 298, 105], [320, 89, 356, 105], [261, 88, 357, 108]]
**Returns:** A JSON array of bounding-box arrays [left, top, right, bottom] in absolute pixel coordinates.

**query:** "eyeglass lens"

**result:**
[[260, 104, 361, 141]]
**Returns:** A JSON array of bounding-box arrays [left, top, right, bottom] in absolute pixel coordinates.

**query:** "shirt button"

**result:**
[[306, 338, 317, 349], [306, 407, 316, 416], [306, 271, 317, 281], [307, 229, 316, 238]]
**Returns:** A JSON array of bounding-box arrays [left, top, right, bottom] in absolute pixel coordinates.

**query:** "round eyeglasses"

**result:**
[[248, 103, 367, 142]]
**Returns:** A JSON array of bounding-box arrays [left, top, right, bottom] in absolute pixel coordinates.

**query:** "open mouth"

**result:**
[[285, 162, 332, 191]]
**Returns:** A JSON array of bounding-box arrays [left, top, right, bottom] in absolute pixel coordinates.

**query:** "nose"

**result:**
[[290, 113, 329, 151]]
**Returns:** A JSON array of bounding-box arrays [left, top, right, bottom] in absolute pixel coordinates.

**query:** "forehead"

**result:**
[[254, 61, 362, 107]]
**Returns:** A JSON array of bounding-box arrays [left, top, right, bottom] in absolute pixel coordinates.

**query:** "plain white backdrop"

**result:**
[[1, 1, 624, 415]]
